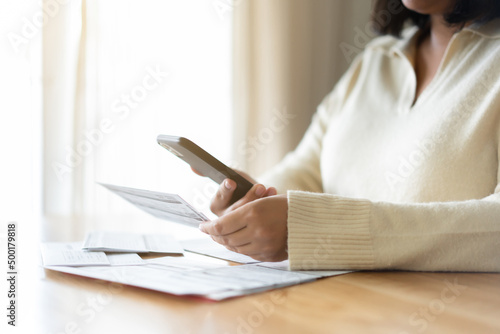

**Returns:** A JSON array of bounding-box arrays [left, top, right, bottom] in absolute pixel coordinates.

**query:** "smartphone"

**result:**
[[157, 135, 254, 204]]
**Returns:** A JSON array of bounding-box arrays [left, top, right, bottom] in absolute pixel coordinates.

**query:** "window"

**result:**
[[39, 0, 234, 222], [1, 0, 232, 231], [0, 1, 42, 222], [87, 1, 233, 217]]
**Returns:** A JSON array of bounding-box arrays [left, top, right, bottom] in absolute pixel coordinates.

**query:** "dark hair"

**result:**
[[373, 0, 500, 36]]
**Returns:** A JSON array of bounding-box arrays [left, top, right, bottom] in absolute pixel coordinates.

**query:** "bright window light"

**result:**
[[85, 1, 233, 217]]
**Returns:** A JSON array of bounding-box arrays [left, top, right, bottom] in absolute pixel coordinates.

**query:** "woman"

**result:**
[[198, 0, 500, 271]]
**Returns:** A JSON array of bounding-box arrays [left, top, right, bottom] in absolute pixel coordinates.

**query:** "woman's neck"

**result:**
[[426, 14, 460, 49]]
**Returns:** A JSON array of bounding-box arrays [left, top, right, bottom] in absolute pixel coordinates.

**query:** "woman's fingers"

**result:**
[[228, 183, 267, 211], [263, 187, 277, 197], [210, 181, 270, 216], [225, 242, 254, 255], [195, 165, 276, 217], [200, 210, 247, 236], [201, 195, 289, 262], [209, 179, 237, 216], [209, 226, 251, 247]]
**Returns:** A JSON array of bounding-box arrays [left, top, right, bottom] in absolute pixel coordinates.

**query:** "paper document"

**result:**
[[107, 254, 145, 266], [83, 231, 184, 254], [146, 256, 228, 271], [40, 242, 145, 266], [100, 183, 208, 227], [44, 259, 319, 301], [182, 238, 259, 264], [257, 260, 352, 278]]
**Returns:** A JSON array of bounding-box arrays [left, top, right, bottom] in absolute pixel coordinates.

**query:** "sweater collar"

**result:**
[[389, 27, 420, 61], [389, 18, 500, 58], [464, 18, 500, 39]]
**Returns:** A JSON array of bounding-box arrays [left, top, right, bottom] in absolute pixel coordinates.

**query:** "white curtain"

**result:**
[[0, 0, 43, 221], [233, 0, 372, 176], [43, 0, 233, 217], [42, 0, 85, 215]]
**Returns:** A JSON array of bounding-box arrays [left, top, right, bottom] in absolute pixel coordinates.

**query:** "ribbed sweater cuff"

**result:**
[[287, 191, 375, 270]]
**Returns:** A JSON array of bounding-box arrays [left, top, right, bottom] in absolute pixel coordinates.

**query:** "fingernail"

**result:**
[[199, 224, 206, 233], [224, 180, 233, 190], [255, 185, 265, 196]]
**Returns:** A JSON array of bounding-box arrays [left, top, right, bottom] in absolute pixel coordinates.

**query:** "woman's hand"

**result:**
[[199, 194, 288, 262], [192, 167, 277, 216]]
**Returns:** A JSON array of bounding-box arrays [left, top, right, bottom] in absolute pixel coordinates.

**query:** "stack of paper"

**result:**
[[40, 231, 184, 267], [182, 238, 259, 264], [40, 242, 145, 267], [44, 257, 329, 300], [82, 231, 184, 254], [42, 238, 352, 300]]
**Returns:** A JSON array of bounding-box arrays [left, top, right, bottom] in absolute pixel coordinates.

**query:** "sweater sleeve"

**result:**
[[287, 190, 500, 272], [258, 56, 362, 194]]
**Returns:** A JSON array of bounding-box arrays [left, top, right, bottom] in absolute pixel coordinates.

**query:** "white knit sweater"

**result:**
[[261, 19, 500, 271]]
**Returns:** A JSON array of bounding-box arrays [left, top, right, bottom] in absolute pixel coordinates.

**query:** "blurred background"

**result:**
[[1, 0, 372, 228]]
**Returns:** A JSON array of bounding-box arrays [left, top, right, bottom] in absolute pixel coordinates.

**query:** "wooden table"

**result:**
[[32, 215, 500, 334]]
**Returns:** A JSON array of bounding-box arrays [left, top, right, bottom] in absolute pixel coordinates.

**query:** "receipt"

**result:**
[[99, 183, 208, 227], [40, 242, 145, 266], [82, 231, 184, 254]]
